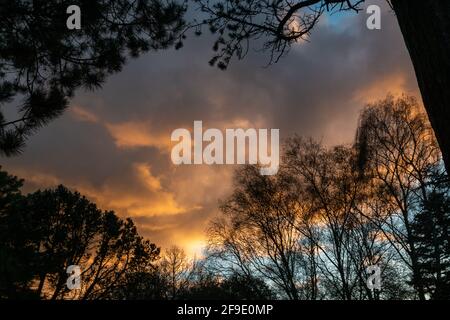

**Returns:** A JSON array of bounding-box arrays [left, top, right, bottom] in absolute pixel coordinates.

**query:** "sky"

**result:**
[[2, 1, 421, 257]]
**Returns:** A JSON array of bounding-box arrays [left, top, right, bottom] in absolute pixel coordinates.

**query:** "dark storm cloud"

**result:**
[[69, 1, 418, 144]]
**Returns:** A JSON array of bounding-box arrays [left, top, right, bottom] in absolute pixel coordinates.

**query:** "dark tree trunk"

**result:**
[[391, 0, 450, 174]]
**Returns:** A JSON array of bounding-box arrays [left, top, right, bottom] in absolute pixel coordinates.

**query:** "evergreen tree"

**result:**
[[0, 167, 38, 299], [411, 190, 450, 299], [0, 0, 186, 156], [0, 169, 161, 299]]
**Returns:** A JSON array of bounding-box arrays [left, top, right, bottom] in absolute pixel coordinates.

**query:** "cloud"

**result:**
[[2, 0, 422, 255], [6, 169, 62, 189], [134, 163, 162, 191], [85, 163, 193, 218], [70, 105, 99, 123], [105, 121, 171, 151], [352, 72, 417, 105]]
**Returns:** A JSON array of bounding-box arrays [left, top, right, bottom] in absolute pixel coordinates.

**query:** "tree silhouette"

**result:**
[[0, 0, 186, 156], [355, 95, 444, 300], [208, 165, 306, 299], [2, 95, 449, 300], [411, 189, 450, 300], [0, 168, 37, 299], [285, 138, 388, 300], [194, 0, 450, 175], [182, 271, 275, 300], [111, 269, 168, 299], [205, 95, 444, 300], [0, 178, 160, 300], [159, 246, 192, 299]]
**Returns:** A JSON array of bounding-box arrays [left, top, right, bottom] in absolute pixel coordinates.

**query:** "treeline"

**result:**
[[0, 174, 272, 300], [206, 95, 450, 300], [1, 95, 449, 300]]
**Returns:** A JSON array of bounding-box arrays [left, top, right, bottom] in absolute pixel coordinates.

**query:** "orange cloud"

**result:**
[[80, 163, 189, 217], [105, 121, 171, 151], [134, 163, 162, 191], [70, 105, 99, 123], [70, 106, 171, 151], [352, 72, 418, 104]]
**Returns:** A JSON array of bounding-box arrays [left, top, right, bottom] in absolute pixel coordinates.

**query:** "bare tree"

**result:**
[[208, 129, 412, 300], [355, 95, 444, 300], [208, 165, 308, 299], [285, 138, 371, 299], [159, 246, 193, 299]]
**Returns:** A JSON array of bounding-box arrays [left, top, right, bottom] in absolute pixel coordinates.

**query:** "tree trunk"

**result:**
[[391, 0, 450, 174]]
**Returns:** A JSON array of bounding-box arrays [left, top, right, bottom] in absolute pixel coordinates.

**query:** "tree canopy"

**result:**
[[0, 0, 186, 156]]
